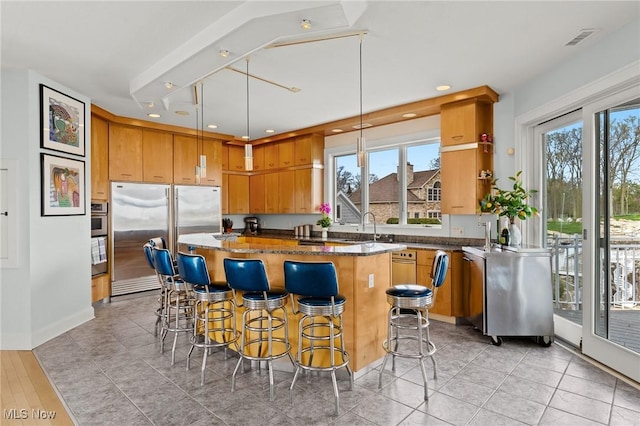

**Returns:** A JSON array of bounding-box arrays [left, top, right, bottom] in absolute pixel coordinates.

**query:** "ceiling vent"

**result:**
[[565, 28, 598, 46]]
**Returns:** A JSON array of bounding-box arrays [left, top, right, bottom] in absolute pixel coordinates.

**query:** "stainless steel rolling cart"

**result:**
[[462, 245, 554, 346]]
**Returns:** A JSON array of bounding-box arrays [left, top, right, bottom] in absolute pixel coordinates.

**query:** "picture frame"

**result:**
[[41, 153, 86, 216], [40, 84, 85, 157]]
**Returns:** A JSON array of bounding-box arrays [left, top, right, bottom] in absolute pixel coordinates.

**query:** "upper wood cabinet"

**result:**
[[440, 99, 493, 146], [278, 170, 295, 213], [295, 168, 323, 213], [264, 143, 279, 170], [173, 134, 198, 185], [91, 115, 109, 200], [251, 144, 265, 171], [173, 135, 223, 186], [249, 174, 266, 213], [109, 123, 142, 181], [227, 174, 249, 214], [221, 144, 229, 171], [227, 145, 246, 172], [142, 129, 173, 183], [294, 133, 324, 166], [440, 147, 492, 214], [200, 138, 223, 186], [278, 140, 295, 168]]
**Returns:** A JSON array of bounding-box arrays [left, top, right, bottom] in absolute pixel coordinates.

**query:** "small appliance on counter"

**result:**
[[244, 217, 259, 234]]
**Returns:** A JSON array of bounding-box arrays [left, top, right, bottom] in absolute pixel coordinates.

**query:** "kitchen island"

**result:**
[[178, 233, 406, 372]]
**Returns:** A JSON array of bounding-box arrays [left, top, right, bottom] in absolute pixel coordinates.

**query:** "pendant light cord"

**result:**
[[359, 35, 363, 141], [246, 56, 250, 141]]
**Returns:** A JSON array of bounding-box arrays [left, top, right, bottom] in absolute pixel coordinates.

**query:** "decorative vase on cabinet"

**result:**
[[509, 219, 522, 247]]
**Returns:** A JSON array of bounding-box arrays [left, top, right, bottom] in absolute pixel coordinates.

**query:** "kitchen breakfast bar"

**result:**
[[178, 233, 406, 373]]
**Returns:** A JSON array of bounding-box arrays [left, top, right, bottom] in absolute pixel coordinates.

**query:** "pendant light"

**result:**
[[198, 82, 206, 181], [244, 56, 253, 171], [356, 34, 365, 167]]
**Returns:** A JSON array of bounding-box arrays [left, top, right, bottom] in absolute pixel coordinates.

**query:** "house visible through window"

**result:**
[[332, 139, 441, 226]]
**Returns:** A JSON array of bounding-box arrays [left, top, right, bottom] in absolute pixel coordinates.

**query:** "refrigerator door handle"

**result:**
[[172, 187, 179, 251]]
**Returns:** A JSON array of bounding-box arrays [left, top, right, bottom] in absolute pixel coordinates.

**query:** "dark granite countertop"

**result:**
[[177, 233, 406, 256]]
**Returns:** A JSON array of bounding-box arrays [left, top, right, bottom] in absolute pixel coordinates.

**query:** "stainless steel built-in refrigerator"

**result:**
[[110, 182, 221, 296]]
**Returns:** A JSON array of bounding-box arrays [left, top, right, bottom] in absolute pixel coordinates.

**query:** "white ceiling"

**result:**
[[2, 1, 639, 141]]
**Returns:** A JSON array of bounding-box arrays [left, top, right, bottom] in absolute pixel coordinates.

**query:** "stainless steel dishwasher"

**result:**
[[462, 246, 554, 346], [391, 250, 417, 285]]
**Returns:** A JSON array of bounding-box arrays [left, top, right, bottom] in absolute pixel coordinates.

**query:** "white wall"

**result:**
[[0, 70, 94, 349]]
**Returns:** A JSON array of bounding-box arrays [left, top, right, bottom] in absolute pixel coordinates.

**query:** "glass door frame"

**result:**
[[533, 110, 583, 349], [516, 66, 640, 382], [582, 89, 640, 382]]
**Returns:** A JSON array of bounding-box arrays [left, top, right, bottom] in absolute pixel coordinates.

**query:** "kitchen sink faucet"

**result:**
[[362, 211, 380, 242]]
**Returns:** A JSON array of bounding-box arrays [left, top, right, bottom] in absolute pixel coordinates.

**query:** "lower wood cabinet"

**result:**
[[91, 274, 110, 303], [416, 249, 463, 317]]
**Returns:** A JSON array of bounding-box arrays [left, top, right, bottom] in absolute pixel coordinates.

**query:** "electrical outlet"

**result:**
[[452, 227, 464, 236], [368, 274, 374, 288]]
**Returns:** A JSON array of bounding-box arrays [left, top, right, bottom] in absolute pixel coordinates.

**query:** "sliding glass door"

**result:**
[[583, 93, 640, 382]]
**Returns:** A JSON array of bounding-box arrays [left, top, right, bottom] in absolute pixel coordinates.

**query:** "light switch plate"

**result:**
[[368, 274, 374, 288], [452, 227, 464, 236]]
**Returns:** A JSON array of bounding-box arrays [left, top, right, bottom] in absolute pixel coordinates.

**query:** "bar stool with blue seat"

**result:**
[[284, 260, 353, 416], [143, 241, 170, 338], [177, 252, 238, 385], [152, 246, 195, 365], [378, 250, 449, 401], [223, 258, 292, 401]]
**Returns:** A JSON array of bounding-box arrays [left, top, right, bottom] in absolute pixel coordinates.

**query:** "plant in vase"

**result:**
[[317, 203, 332, 238], [479, 171, 539, 246]]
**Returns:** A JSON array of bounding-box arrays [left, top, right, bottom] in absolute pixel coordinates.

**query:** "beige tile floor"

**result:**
[[34, 291, 640, 425]]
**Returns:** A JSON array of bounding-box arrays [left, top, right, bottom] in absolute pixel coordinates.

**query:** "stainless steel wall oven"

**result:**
[[91, 202, 108, 277]]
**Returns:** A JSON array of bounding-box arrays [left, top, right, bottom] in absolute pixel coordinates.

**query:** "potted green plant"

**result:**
[[479, 171, 539, 245]]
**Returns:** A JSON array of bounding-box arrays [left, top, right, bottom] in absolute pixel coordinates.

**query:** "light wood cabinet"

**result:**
[[228, 145, 246, 172], [173, 134, 198, 184], [278, 170, 295, 213], [416, 250, 463, 317], [294, 133, 324, 166], [221, 144, 229, 171], [142, 129, 173, 183], [221, 173, 229, 214], [278, 140, 295, 168], [200, 138, 223, 186], [441, 147, 492, 214], [227, 174, 249, 214], [249, 174, 266, 213], [91, 115, 109, 200], [264, 173, 279, 213], [295, 168, 323, 213], [440, 99, 493, 147], [264, 143, 279, 170], [91, 274, 110, 302], [251, 144, 265, 171], [173, 135, 223, 186], [109, 123, 142, 181]]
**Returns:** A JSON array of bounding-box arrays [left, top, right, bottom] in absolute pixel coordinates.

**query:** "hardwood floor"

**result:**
[[1, 350, 74, 425]]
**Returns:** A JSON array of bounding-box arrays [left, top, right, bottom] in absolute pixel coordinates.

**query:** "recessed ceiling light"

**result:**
[[147, 113, 161, 118], [241, 135, 249, 140], [300, 19, 311, 30], [219, 49, 230, 58], [164, 82, 174, 89], [265, 129, 275, 134], [207, 124, 218, 129], [146, 101, 154, 108], [175, 110, 190, 116], [352, 123, 372, 130], [436, 85, 451, 91], [402, 113, 417, 118]]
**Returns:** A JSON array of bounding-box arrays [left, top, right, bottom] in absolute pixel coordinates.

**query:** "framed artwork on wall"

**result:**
[[41, 153, 86, 216], [40, 84, 85, 157]]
